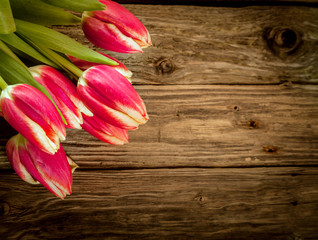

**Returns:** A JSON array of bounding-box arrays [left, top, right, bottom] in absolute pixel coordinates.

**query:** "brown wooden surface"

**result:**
[[116, 0, 318, 5], [1, 168, 318, 240], [1, 3, 318, 240], [56, 5, 318, 85]]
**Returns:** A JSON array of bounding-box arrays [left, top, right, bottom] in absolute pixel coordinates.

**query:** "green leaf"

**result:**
[[0, 48, 49, 92], [0, 39, 25, 67], [36, 45, 83, 78], [0, 75, 8, 90], [41, 0, 106, 12], [15, 19, 118, 66], [0, 0, 16, 34], [0, 33, 57, 67], [0, 49, 67, 124], [9, 0, 80, 26]]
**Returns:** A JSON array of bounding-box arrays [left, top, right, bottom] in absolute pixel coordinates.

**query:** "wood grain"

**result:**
[[1, 84, 317, 169], [0, 3, 318, 239], [1, 167, 317, 240], [55, 5, 318, 85], [2, 84, 317, 169], [116, 0, 318, 4]]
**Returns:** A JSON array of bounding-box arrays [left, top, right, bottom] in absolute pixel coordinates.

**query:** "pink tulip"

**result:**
[[77, 65, 148, 130], [81, 0, 151, 53], [0, 84, 66, 155], [82, 114, 129, 145], [29, 65, 92, 129], [6, 134, 75, 199], [67, 53, 132, 81]]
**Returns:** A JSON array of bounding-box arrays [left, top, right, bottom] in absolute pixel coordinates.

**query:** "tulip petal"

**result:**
[[7, 134, 74, 199], [67, 156, 79, 174], [6, 134, 39, 184], [78, 66, 148, 129], [93, 0, 151, 47], [0, 84, 66, 154], [24, 141, 72, 198], [78, 84, 139, 130], [82, 14, 142, 53], [79, 65, 148, 127], [82, 114, 129, 144], [67, 53, 132, 81], [2, 97, 60, 154], [30, 65, 93, 129]]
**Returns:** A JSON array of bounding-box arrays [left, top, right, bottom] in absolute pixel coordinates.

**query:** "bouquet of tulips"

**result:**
[[0, 0, 151, 199]]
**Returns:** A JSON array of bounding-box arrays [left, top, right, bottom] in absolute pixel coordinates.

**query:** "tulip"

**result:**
[[29, 65, 93, 129], [81, 0, 151, 53], [82, 114, 129, 145], [67, 53, 132, 81], [77, 65, 148, 130], [0, 84, 66, 154], [6, 134, 76, 199]]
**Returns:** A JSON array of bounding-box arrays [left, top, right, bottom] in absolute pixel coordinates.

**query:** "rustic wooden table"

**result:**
[[1, 1, 318, 239]]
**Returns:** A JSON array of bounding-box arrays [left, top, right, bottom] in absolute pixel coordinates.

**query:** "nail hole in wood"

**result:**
[[291, 200, 298, 206], [233, 106, 239, 111], [248, 120, 259, 128], [194, 193, 207, 205], [155, 58, 175, 75], [263, 145, 278, 153], [291, 173, 300, 177]]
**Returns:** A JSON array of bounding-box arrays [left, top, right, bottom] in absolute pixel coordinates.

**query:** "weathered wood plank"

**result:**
[[56, 5, 318, 85], [0, 167, 317, 239], [116, 0, 318, 4], [1, 84, 317, 169]]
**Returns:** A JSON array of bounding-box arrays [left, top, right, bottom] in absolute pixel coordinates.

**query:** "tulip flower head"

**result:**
[[0, 84, 66, 155], [82, 114, 129, 145], [29, 65, 93, 129], [78, 65, 149, 130], [68, 53, 133, 81], [81, 0, 151, 53], [6, 134, 74, 199]]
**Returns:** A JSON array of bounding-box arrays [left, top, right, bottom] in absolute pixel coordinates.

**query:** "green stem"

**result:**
[[37, 44, 83, 78], [0, 75, 8, 90]]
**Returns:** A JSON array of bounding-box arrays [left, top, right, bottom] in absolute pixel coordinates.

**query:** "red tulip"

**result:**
[[6, 134, 75, 199], [67, 53, 132, 81], [81, 0, 151, 53], [0, 84, 66, 154], [77, 65, 148, 130], [29, 65, 92, 129], [82, 114, 129, 145]]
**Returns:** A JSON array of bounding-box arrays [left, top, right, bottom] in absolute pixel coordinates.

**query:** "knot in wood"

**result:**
[[155, 58, 175, 75], [263, 27, 302, 58], [0, 200, 10, 216], [274, 29, 297, 50]]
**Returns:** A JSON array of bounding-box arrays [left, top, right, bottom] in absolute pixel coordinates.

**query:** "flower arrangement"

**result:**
[[0, 0, 151, 198]]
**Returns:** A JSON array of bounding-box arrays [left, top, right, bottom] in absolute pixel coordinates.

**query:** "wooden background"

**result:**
[[1, 1, 318, 239]]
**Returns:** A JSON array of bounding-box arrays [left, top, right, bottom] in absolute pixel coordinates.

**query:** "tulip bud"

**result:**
[[78, 65, 148, 130], [81, 0, 151, 53], [0, 84, 66, 154], [82, 114, 129, 145], [6, 134, 73, 199], [67, 53, 132, 81], [29, 65, 93, 129]]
